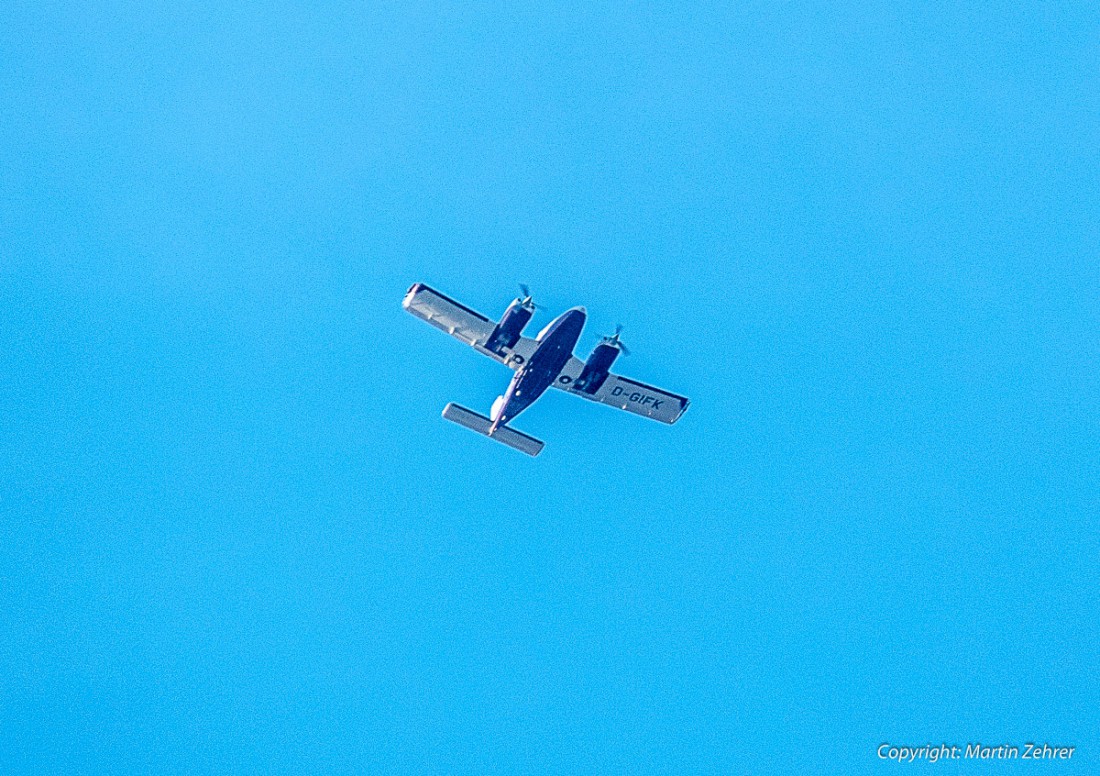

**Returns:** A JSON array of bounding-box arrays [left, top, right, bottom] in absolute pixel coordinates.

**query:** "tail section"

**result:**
[[441, 403, 544, 456]]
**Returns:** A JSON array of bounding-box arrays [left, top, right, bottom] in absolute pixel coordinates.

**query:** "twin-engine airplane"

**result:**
[[403, 282, 689, 456]]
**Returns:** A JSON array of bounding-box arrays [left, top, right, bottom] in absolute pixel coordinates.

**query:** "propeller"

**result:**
[[518, 284, 539, 309], [601, 324, 631, 356]]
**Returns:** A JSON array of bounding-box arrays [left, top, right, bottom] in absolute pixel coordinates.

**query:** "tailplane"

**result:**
[[441, 403, 544, 456]]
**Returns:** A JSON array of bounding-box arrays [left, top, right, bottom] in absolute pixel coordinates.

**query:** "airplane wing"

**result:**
[[402, 282, 496, 350], [403, 282, 540, 367], [552, 356, 689, 424]]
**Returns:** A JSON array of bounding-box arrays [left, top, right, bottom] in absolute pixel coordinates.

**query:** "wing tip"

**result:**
[[402, 282, 424, 310], [669, 396, 690, 423]]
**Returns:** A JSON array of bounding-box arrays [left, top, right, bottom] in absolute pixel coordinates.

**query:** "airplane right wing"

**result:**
[[402, 282, 498, 353], [402, 282, 543, 369]]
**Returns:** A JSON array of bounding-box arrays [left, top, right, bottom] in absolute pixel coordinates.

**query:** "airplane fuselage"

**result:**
[[490, 307, 586, 432]]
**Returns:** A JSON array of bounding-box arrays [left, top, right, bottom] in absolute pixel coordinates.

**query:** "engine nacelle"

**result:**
[[573, 342, 621, 394], [485, 300, 533, 354]]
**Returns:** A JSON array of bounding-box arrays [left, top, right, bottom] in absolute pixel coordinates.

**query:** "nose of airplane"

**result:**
[[572, 306, 587, 315]]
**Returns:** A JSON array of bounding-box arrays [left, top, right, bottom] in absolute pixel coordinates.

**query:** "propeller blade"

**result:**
[[601, 325, 630, 355], [517, 283, 539, 309]]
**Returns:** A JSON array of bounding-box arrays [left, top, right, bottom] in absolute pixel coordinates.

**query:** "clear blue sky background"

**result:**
[[2, 2, 1098, 773]]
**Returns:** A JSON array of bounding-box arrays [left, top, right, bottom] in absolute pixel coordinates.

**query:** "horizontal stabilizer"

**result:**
[[441, 403, 544, 456]]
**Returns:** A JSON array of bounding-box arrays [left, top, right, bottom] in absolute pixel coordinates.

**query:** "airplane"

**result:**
[[402, 282, 689, 456]]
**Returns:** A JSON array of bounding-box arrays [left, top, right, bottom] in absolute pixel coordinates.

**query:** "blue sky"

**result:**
[[2, 1, 1098, 773]]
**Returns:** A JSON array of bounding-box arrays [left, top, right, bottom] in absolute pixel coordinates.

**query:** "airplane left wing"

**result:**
[[552, 356, 689, 424]]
